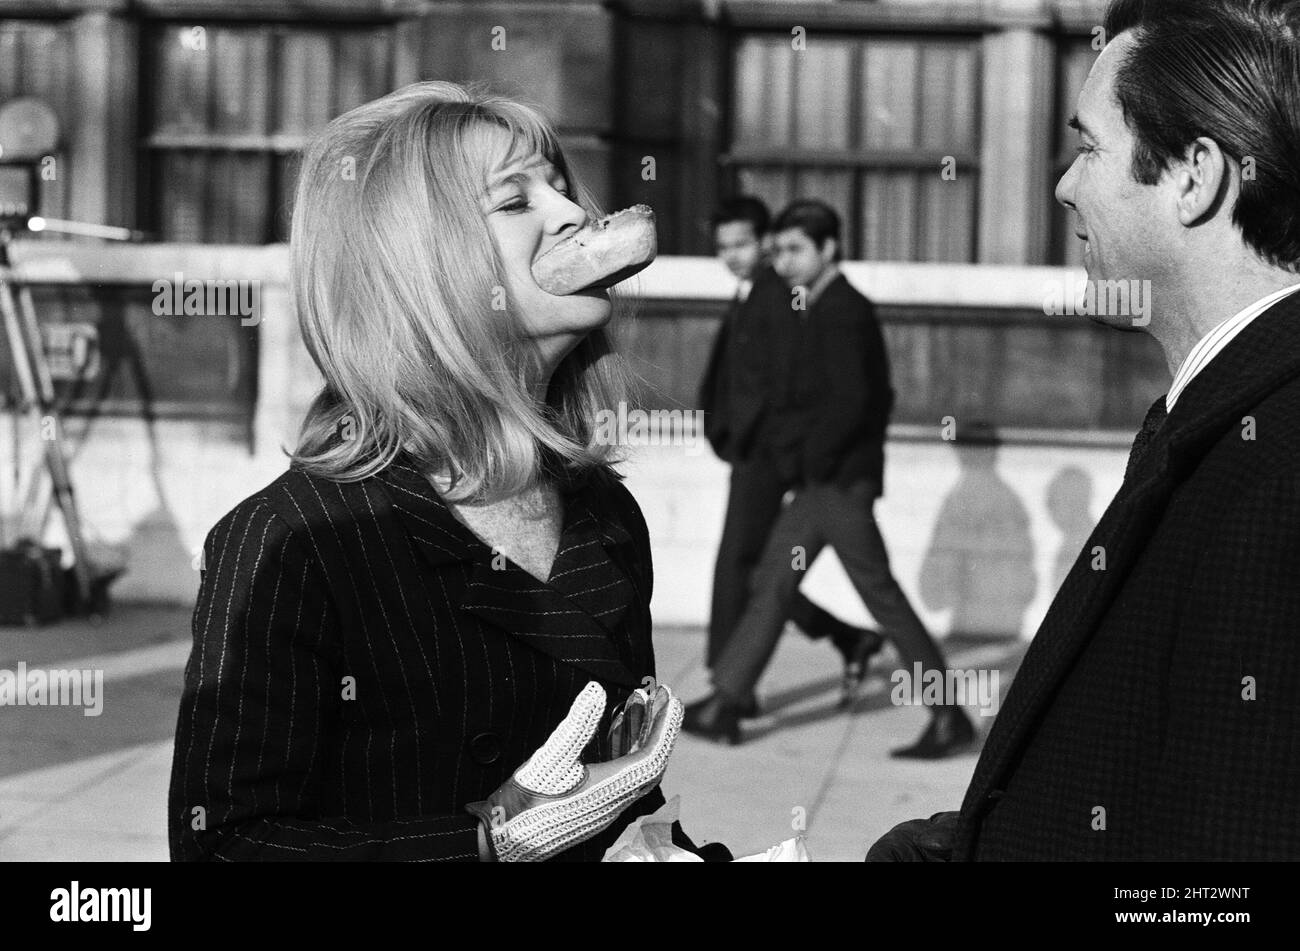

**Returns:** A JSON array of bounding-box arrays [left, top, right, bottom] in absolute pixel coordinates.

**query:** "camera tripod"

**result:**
[[0, 227, 96, 612]]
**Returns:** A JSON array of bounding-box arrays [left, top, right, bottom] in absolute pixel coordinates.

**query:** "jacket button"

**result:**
[[985, 788, 1005, 805], [469, 732, 501, 765]]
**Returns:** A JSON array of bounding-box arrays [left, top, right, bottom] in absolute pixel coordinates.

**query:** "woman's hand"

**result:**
[[466, 681, 683, 862]]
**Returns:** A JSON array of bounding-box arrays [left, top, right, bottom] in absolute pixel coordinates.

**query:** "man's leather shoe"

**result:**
[[682, 693, 743, 745], [839, 628, 885, 708], [890, 707, 976, 759]]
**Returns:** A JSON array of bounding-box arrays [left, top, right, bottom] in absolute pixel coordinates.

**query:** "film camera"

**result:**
[[0, 97, 58, 232]]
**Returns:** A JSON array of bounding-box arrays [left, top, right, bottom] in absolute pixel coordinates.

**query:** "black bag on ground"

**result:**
[[0, 540, 66, 625]]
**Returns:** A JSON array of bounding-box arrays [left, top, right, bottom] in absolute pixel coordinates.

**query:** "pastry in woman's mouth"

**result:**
[[531, 204, 658, 295]]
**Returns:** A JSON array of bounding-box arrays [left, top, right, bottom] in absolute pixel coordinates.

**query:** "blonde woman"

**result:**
[[168, 82, 723, 862]]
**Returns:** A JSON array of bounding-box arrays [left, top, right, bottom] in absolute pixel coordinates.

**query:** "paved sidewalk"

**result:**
[[0, 605, 1026, 861]]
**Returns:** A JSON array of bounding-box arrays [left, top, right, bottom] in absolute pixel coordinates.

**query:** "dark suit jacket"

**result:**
[[168, 453, 698, 861], [701, 268, 895, 491], [698, 266, 785, 464], [763, 271, 895, 491], [955, 291, 1300, 860], [699, 296, 739, 461]]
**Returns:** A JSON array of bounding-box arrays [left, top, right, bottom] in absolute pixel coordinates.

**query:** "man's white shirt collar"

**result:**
[[1165, 282, 1300, 411], [805, 263, 841, 309]]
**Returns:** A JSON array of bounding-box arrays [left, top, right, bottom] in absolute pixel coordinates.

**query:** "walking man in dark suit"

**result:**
[[870, 0, 1300, 860], [700, 197, 885, 716], [686, 200, 974, 755]]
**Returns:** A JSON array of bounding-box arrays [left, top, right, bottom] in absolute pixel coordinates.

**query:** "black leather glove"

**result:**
[[864, 811, 959, 862]]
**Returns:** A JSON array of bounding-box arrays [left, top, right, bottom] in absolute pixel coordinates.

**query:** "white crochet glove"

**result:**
[[465, 681, 683, 862]]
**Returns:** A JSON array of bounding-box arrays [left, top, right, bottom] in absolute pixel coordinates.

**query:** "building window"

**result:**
[[141, 22, 393, 243], [724, 32, 981, 262]]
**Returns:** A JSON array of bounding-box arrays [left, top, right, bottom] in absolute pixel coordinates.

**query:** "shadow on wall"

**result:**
[[918, 438, 1098, 638], [918, 438, 1035, 638], [1045, 464, 1095, 593]]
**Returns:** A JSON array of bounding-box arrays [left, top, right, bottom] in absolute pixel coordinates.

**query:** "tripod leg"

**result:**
[[9, 433, 50, 539], [5, 276, 95, 610], [13, 283, 58, 527], [1, 279, 42, 539], [0, 276, 39, 406]]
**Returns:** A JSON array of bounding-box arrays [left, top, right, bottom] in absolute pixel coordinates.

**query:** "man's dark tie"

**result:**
[[1124, 396, 1168, 483]]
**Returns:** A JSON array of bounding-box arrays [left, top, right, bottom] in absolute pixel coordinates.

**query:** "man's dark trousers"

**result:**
[[713, 477, 944, 702], [707, 460, 852, 666], [702, 267, 859, 668]]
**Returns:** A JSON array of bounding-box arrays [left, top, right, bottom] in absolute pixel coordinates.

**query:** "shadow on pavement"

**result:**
[[742, 634, 1032, 747]]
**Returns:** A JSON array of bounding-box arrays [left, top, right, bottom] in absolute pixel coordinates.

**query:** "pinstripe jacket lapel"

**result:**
[[372, 456, 642, 688]]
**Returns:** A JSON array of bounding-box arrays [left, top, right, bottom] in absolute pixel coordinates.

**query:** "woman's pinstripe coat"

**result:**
[[168, 453, 697, 861]]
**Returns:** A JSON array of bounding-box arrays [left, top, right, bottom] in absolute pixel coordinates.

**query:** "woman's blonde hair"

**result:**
[[289, 81, 632, 499]]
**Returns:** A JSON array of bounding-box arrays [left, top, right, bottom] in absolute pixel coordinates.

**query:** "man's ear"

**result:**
[[1175, 136, 1231, 227], [822, 237, 839, 263]]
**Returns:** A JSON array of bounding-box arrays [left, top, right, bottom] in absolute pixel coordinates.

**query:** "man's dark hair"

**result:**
[[710, 196, 770, 238], [772, 200, 842, 261], [1103, 0, 1300, 271]]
